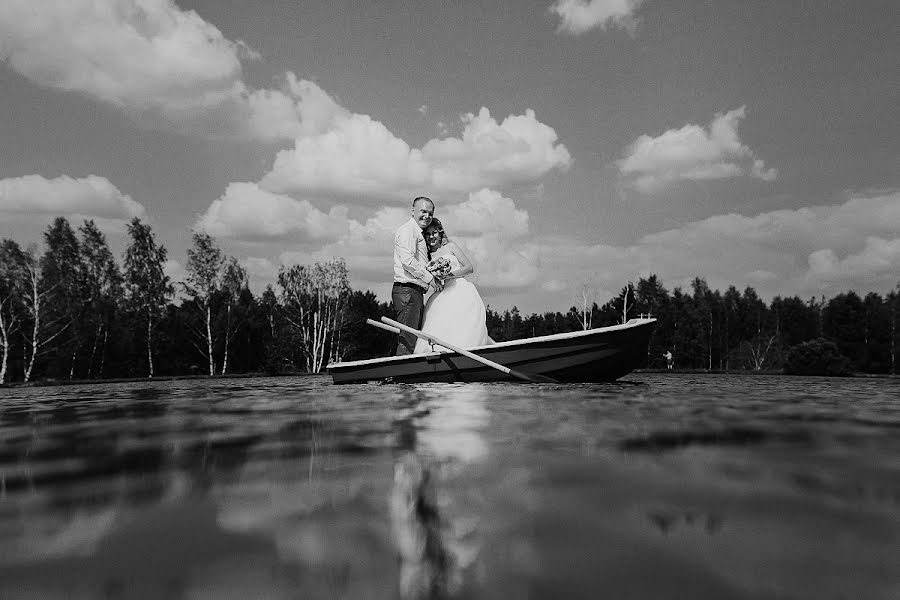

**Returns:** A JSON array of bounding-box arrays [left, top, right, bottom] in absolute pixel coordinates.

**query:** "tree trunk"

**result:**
[[24, 271, 39, 383], [87, 324, 99, 379], [0, 314, 8, 384], [891, 299, 896, 376], [100, 327, 108, 378], [69, 346, 77, 380], [146, 308, 154, 378], [221, 304, 231, 375], [206, 304, 214, 376]]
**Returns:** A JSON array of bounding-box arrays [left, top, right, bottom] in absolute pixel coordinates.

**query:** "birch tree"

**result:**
[[79, 220, 123, 378], [890, 285, 898, 375], [124, 218, 172, 378], [183, 232, 224, 376], [40, 218, 83, 378], [21, 245, 70, 382], [0, 239, 26, 383], [278, 258, 350, 373], [618, 282, 635, 324], [577, 283, 594, 330], [219, 257, 248, 375]]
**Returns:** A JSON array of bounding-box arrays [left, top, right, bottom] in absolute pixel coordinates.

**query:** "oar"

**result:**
[[380, 316, 558, 384], [366, 318, 401, 334]]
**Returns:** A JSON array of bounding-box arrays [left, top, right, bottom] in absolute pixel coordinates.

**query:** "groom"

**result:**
[[392, 196, 443, 355]]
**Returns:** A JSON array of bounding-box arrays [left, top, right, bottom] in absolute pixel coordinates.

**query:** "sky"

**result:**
[[1, 0, 898, 314]]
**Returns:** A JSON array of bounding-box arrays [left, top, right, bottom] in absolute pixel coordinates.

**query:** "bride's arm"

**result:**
[[446, 242, 474, 278]]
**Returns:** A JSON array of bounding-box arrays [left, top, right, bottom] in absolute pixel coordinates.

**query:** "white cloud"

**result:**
[[641, 192, 900, 257], [618, 106, 777, 193], [535, 190, 900, 307], [433, 189, 538, 289], [439, 188, 530, 239], [261, 114, 432, 200], [550, 0, 644, 35], [542, 279, 567, 293], [804, 237, 900, 292], [261, 107, 571, 200], [206, 189, 540, 300], [0, 174, 146, 220], [242, 257, 279, 282], [195, 182, 349, 242], [163, 259, 185, 283], [243, 74, 348, 141], [0, 1, 342, 141]]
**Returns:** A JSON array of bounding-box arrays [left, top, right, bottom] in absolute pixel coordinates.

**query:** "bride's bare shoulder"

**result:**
[[435, 243, 460, 257]]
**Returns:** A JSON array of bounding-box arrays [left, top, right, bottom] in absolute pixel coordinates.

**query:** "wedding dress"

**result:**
[[414, 254, 490, 353]]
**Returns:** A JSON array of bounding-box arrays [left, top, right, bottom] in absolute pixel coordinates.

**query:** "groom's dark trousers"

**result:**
[[392, 282, 426, 355]]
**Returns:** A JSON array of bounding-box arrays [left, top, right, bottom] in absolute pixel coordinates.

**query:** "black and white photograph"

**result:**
[[1, 0, 898, 598]]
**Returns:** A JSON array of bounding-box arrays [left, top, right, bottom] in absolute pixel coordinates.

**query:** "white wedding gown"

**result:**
[[414, 254, 491, 353]]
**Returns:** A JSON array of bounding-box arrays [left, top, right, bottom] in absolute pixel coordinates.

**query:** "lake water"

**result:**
[[0, 374, 898, 600]]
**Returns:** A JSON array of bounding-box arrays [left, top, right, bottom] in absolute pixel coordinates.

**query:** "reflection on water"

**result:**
[[0, 374, 898, 599], [390, 386, 488, 598]]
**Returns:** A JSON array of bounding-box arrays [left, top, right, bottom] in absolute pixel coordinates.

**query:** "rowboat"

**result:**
[[327, 317, 656, 384]]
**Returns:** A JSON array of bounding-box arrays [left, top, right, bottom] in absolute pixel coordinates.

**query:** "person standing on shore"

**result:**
[[392, 196, 443, 355]]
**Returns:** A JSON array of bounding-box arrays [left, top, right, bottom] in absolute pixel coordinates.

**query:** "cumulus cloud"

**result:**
[[439, 189, 530, 238], [431, 189, 537, 289], [804, 237, 900, 292], [163, 259, 185, 284], [0, 0, 343, 141], [0, 174, 146, 220], [215, 189, 539, 302], [195, 182, 350, 242], [618, 106, 777, 193], [242, 257, 280, 282], [537, 190, 900, 305], [542, 279, 567, 293], [315, 190, 535, 286], [261, 108, 571, 201], [550, 0, 644, 35]]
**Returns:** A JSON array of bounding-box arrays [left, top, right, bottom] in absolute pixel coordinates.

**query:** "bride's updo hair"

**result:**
[[426, 218, 449, 246]]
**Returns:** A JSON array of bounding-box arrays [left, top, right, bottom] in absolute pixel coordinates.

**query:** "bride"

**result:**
[[414, 218, 491, 353]]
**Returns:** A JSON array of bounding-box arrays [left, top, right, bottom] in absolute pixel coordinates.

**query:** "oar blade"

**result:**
[[508, 368, 558, 384]]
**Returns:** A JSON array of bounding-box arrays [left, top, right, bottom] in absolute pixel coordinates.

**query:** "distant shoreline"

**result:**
[[0, 371, 315, 389], [2, 369, 897, 389], [633, 369, 897, 379]]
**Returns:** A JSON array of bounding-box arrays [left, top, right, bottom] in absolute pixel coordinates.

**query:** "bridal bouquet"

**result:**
[[426, 256, 452, 280]]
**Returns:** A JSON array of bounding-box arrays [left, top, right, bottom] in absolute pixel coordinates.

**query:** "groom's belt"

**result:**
[[393, 281, 427, 294]]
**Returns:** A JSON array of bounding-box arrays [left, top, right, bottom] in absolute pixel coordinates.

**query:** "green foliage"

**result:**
[[783, 338, 853, 376]]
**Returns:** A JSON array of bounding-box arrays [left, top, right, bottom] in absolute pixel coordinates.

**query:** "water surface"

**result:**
[[1, 374, 898, 599]]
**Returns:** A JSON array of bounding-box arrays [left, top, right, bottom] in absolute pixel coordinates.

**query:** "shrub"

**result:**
[[783, 338, 853, 376]]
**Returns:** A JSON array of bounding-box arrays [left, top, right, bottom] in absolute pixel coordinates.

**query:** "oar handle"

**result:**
[[366, 318, 400, 334]]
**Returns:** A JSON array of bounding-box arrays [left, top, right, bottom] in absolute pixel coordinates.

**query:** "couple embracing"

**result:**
[[392, 196, 491, 355]]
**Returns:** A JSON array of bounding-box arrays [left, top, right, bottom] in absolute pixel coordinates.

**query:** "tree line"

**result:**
[[1, 216, 898, 383]]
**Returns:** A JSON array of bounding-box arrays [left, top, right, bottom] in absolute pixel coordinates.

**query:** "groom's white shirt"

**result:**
[[393, 217, 434, 289]]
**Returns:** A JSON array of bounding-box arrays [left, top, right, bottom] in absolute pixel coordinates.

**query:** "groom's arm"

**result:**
[[394, 226, 434, 285]]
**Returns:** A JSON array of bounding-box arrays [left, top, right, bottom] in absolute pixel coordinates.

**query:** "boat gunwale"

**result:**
[[327, 317, 657, 370]]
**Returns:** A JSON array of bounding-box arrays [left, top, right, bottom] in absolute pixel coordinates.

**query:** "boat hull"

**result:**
[[327, 318, 656, 384]]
